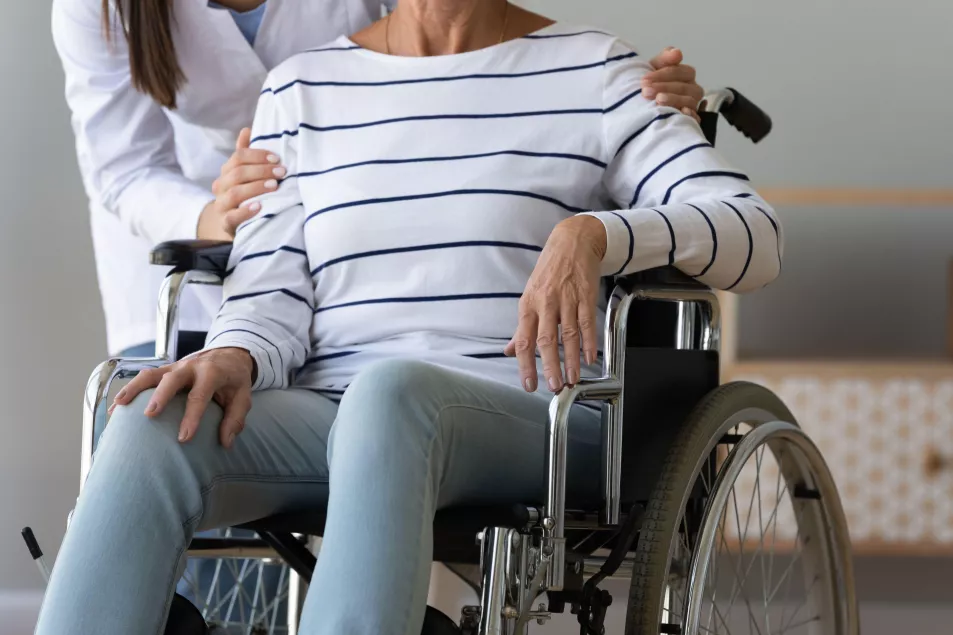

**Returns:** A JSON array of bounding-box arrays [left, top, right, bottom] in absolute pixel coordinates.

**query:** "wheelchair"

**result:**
[[72, 89, 857, 635]]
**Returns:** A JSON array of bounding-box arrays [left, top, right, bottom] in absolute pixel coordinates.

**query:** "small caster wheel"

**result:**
[[164, 593, 209, 635]]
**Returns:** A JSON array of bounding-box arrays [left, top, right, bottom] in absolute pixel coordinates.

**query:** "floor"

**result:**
[[9, 556, 953, 634]]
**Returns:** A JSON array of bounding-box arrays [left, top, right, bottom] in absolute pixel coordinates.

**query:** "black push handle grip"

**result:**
[[720, 88, 772, 143]]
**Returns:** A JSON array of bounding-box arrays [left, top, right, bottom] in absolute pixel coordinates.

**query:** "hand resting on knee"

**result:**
[[109, 347, 256, 449]]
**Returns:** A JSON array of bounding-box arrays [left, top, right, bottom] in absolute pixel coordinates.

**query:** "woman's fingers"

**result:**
[[235, 127, 252, 152], [147, 366, 195, 417], [223, 205, 261, 237], [179, 372, 221, 443], [220, 163, 286, 190], [644, 64, 697, 86], [536, 299, 563, 393], [219, 387, 252, 449], [508, 305, 539, 392], [218, 180, 277, 213], [560, 299, 581, 386], [656, 91, 703, 112], [220, 147, 279, 179], [578, 300, 599, 367], [113, 366, 172, 406]]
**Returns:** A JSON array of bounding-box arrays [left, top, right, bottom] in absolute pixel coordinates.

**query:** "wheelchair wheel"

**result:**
[[626, 382, 858, 635], [178, 530, 292, 635]]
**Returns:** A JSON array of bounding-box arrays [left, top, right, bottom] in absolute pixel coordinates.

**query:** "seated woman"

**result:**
[[36, 1, 781, 634]]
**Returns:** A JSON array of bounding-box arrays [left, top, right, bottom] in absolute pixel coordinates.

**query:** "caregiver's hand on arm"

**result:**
[[505, 215, 607, 394], [644, 47, 704, 121], [197, 128, 287, 240], [110, 348, 255, 449]]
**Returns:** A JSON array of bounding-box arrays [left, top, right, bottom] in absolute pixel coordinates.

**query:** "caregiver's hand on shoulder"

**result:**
[[505, 215, 606, 394], [109, 347, 256, 449], [644, 47, 705, 122], [197, 127, 286, 240]]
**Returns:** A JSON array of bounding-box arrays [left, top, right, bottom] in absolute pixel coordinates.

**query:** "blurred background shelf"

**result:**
[[725, 360, 953, 557]]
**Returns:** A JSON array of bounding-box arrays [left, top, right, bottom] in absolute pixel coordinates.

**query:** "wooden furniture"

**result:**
[[725, 360, 953, 555]]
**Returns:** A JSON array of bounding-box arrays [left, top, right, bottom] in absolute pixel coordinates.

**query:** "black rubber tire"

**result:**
[[164, 593, 209, 635], [625, 381, 796, 635]]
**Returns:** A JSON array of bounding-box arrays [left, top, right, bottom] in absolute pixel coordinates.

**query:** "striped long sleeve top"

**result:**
[[204, 24, 783, 395]]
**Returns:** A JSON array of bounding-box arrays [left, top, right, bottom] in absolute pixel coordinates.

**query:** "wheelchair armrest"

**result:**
[[150, 239, 233, 276]]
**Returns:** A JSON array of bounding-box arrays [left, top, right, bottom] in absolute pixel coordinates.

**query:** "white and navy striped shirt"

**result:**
[[205, 24, 783, 394]]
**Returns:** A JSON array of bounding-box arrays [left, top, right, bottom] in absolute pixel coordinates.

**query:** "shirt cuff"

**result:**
[[581, 210, 672, 277]]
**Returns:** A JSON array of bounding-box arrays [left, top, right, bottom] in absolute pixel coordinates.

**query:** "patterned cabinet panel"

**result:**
[[725, 366, 953, 551]]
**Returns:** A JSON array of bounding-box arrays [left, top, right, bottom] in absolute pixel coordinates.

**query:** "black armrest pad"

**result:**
[[150, 240, 233, 275]]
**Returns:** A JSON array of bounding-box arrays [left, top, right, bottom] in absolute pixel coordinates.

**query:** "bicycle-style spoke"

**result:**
[[718, 515, 763, 635], [778, 572, 820, 634]]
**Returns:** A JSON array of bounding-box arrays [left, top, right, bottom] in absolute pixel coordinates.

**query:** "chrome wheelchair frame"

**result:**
[[66, 89, 859, 635]]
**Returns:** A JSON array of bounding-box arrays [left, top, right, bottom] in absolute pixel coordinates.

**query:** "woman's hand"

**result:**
[[644, 47, 705, 122], [197, 127, 286, 241], [505, 215, 607, 393], [109, 347, 256, 449]]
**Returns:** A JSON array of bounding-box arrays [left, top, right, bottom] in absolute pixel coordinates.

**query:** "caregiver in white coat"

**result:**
[[52, 0, 705, 370]]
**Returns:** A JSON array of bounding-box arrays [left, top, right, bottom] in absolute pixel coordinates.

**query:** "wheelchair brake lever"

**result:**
[[514, 545, 551, 631], [21, 527, 50, 585]]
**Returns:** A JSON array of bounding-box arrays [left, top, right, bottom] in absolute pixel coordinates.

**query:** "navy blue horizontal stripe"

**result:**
[[303, 45, 361, 53], [224, 288, 313, 309], [733, 192, 754, 199], [301, 351, 359, 368], [263, 53, 637, 96], [723, 201, 753, 291], [250, 108, 602, 143], [314, 292, 523, 314], [226, 245, 308, 276], [613, 113, 676, 158], [605, 88, 643, 114], [686, 204, 717, 277], [294, 150, 606, 181], [306, 189, 585, 223], [661, 171, 750, 205], [652, 209, 676, 266], [523, 30, 611, 39], [630, 143, 711, 207], [247, 340, 278, 389], [608, 212, 634, 276], [208, 328, 276, 349], [466, 352, 509, 359], [311, 241, 543, 276]]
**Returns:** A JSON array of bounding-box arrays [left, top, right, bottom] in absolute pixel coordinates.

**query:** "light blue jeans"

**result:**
[[36, 359, 600, 635], [92, 342, 278, 620]]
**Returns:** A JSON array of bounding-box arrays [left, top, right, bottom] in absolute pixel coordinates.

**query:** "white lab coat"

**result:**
[[52, 0, 391, 354]]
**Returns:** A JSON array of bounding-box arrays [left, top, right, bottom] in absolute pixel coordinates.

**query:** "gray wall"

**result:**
[[522, 0, 953, 359], [1, 0, 952, 628], [0, 0, 106, 593]]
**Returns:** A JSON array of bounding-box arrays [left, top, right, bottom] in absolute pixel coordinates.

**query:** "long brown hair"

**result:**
[[102, 0, 184, 109]]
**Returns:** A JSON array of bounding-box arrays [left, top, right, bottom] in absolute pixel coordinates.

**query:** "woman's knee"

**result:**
[[332, 359, 450, 455], [95, 389, 223, 489]]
